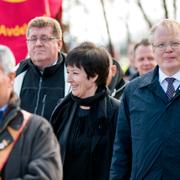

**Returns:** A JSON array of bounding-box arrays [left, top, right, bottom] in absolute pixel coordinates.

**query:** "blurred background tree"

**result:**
[[62, 0, 179, 58], [0, 0, 179, 67]]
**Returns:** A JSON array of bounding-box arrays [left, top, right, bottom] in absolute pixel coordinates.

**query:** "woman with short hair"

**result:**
[[51, 42, 120, 180]]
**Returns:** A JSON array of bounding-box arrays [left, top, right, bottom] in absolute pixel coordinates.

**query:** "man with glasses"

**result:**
[[110, 19, 180, 179], [14, 16, 70, 121], [0, 45, 62, 179]]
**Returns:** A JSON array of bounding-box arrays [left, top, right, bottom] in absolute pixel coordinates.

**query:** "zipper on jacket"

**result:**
[[34, 77, 42, 114], [41, 94, 47, 117]]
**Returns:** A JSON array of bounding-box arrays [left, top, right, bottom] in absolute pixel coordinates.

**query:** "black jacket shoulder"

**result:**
[[16, 58, 31, 75]]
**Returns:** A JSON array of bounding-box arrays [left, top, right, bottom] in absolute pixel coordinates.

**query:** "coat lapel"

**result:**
[[139, 66, 169, 104]]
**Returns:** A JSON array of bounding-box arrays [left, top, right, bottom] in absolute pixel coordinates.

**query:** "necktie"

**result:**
[[165, 77, 176, 99]]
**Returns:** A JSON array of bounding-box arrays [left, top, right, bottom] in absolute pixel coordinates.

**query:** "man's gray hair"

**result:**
[[27, 16, 62, 40], [150, 19, 180, 44], [0, 45, 16, 74]]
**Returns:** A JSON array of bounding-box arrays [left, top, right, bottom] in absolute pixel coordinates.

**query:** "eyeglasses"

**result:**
[[27, 36, 58, 44], [153, 42, 180, 51]]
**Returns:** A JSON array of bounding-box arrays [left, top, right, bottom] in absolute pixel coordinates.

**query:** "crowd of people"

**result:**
[[0, 16, 180, 180]]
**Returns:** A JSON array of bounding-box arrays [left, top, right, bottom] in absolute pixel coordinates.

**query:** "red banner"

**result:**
[[0, 0, 62, 64]]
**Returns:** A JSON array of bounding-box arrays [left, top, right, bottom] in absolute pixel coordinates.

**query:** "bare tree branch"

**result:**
[[74, 0, 82, 5], [162, 0, 169, 18], [125, 0, 132, 43], [125, 21, 132, 44], [136, 0, 153, 28], [100, 0, 114, 57], [73, 0, 90, 13], [173, 0, 177, 19]]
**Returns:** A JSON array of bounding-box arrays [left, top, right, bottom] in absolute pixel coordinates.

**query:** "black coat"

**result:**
[[108, 59, 126, 99], [51, 92, 120, 180], [110, 66, 180, 179], [1, 93, 62, 179], [15, 53, 68, 121]]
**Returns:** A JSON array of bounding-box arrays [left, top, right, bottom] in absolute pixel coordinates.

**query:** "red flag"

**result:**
[[0, 0, 62, 64]]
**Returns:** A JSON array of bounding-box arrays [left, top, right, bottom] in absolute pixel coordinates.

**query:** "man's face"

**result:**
[[152, 25, 180, 76], [134, 45, 157, 75], [27, 26, 62, 69], [0, 68, 14, 107]]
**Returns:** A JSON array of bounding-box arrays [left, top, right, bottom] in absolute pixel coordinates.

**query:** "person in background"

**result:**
[[109, 19, 180, 179], [130, 38, 157, 80], [107, 59, 126, 99], [50, 42, 120, 180], [124, 42, 137, 80], [0, 45, 63, 179], [14, 16, 70, 121]]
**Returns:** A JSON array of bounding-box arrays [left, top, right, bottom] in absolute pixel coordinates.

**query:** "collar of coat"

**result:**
[[50, 89, 112, 137], [125, 65, 180, 103], [0, 92, 24, 150], [0, 92, 22, 133], [16, 52, 66, 77]]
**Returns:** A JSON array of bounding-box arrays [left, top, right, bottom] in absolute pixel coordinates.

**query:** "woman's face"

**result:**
[[67, 65, 98, 98]]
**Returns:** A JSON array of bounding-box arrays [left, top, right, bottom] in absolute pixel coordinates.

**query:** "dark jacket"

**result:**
[[129, 72, 139, 81], [1, 93, 62, 180], [110, 66, 180, 180], [108, 60, 126, 99], [14, 52, 69, 121], [51, 90, 120, 180]]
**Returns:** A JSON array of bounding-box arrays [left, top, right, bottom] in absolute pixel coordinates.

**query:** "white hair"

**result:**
[[0, 45, 16, 74], [150, 19, 180, 44]]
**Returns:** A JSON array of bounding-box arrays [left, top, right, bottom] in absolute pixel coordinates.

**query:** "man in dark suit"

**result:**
[[110, 19, 180, 179]]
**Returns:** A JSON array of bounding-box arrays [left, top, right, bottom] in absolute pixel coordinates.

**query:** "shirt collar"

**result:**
[[0, 104, 8, 112], [40, 60, 58, 74], [0, 104, 8, 123], [159, 68, 180, 83]]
